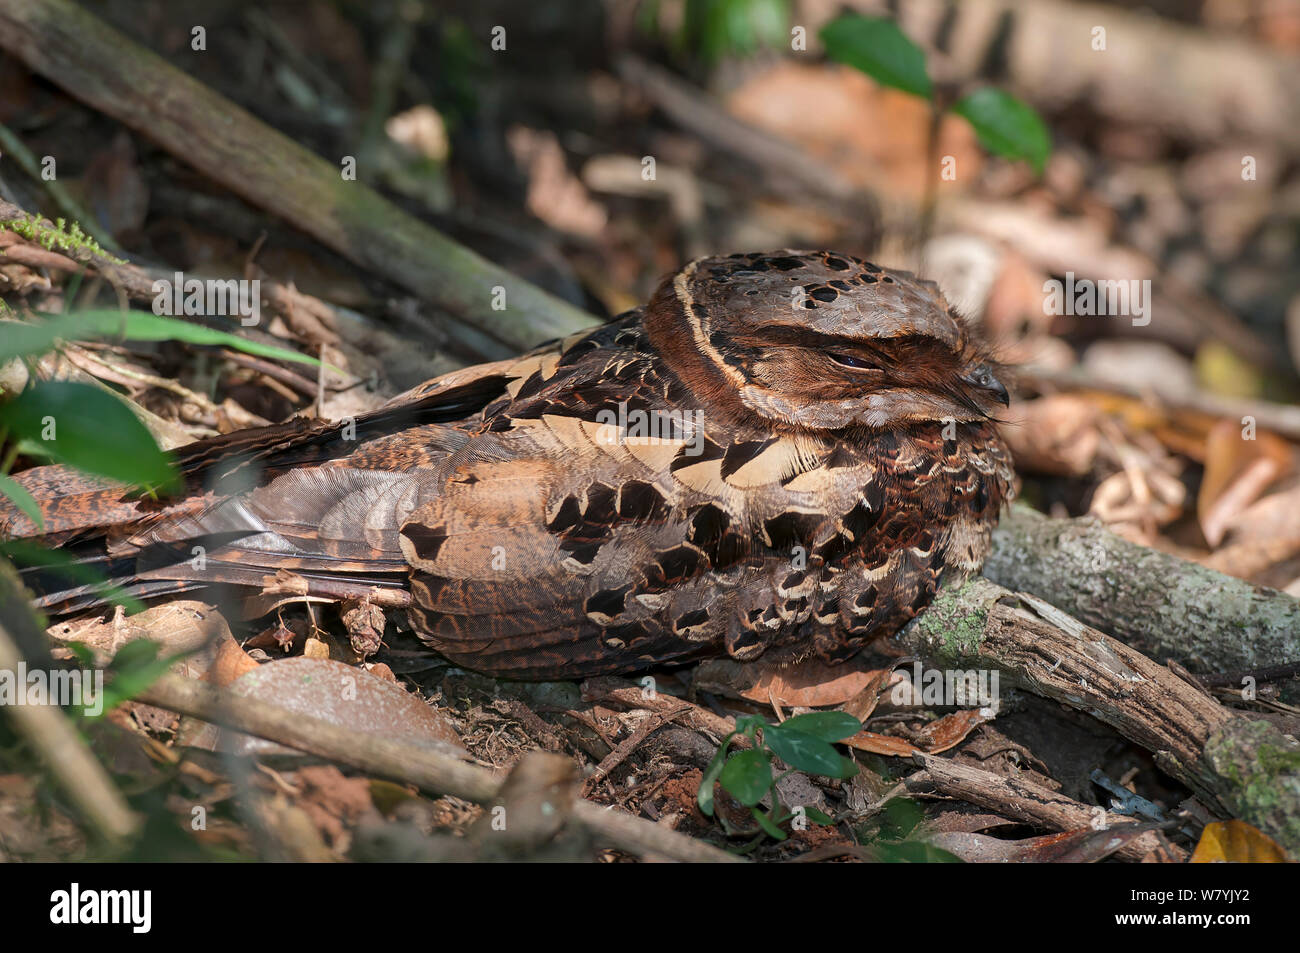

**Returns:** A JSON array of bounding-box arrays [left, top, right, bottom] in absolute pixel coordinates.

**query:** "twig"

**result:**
[[0, 0, 596, 353], [217, 348, 319, 399], [0, 563, 138, 843], [583, 704, 690, 795], [138, 673, 744, 863], [62, 343, 268, 429], [906, 754, 1182, 862]]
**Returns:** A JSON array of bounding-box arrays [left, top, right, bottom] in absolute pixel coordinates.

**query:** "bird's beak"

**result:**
[[987, 375, 1010, 407], [963, 370, 1010, 406]]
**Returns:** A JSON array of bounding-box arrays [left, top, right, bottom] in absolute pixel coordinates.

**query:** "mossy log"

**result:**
[[900, 575, 1300, 857], [986, 504, 1300, 677]]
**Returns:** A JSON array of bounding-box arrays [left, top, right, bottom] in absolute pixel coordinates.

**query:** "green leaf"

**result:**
[[952, 88, 1052, 175], [718, 748, 773, 806], [779, 710, 862, 742], [697, 730, 737, 816], [764, 725, 850, 777], [0, 539, 145, 613], [0, 473, 42, 530], [820, 13, 931, 99], [750, 806, 788, 840], [804, 806, 836, 826], [0, 380, 178, 491], [0, 310, 321, 368], [686, 0, 790, 61]]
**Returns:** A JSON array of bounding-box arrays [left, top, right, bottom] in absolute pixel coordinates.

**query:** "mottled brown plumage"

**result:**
[[2, 251, 1015, 679]]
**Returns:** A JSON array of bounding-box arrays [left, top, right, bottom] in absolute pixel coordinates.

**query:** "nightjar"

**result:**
[[2, 251, 1015, 679]]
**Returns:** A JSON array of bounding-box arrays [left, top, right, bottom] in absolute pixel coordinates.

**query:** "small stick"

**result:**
[[139, 673, 744, 863], [0, 567, 139, 843]]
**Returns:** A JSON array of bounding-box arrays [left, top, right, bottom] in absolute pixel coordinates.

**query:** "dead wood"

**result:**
[[986, 504, 1300, 676], [898, 574, 1300, 856], [138, 672, 744, 863], [0, 0, 596, 353], [906, 754, 1183, 862]]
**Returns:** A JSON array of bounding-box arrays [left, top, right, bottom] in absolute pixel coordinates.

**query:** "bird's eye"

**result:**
[[967, 365, 991, 386], [829, 352, 879, 370]]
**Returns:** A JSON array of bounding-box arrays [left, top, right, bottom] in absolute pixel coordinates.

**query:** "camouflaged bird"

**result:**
[[2, 251, 1014, 679]]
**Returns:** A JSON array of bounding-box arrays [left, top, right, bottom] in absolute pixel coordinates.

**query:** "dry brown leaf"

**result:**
[[1190, 820, 1290, 863], [507, 125, 607, 237], [983, 249, 1054, 344], [46, 600, 237, 681], [207, 634, 258, 687], [293, 764, 378, 847], [1198, 420, 1292, 547], [843, 708, 993, 757], [840, 665, 906, 722], [1217, 481, 1300, 545], [841, 730, 922, 757], [1203, 481, 1300, 580], [210, 657, 465, 757], [692, 655, 891, 708], [726, 61, 979, 202]]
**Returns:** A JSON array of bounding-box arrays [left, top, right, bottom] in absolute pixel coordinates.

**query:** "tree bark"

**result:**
[[898, 575, 1300, 857], [986, 504, 1300, 676]]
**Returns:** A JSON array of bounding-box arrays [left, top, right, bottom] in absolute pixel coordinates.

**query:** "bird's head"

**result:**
[[645, 250, 1009, 432]]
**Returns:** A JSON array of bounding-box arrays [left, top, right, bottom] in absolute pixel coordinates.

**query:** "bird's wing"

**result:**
[[392, 326, 882, 677]]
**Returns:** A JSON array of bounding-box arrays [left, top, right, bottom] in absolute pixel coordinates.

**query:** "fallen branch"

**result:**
[[906, 753, 1182, 863], [0, 564, 138, 843], [138, 672, 743, 863], [0, 0, 596, 353], [616, 54, 877, 217], [0, 197, 465, 395], [985, 504, 1300, 676], [899, 575, 1300, 857]]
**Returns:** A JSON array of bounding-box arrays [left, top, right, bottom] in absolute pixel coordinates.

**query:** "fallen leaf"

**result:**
[[205, 657, 465, 758], [844, 708, 994, 757], [693, 655, 891, 708], [294, 764, 378, 847], [840, 665, 906, 722], [726, 61, 980, 201], [46, 600, 237, 681], [1190, 820, 1289, 863], [207, 634, 259, 687], [1198, 419, 1292, 547]]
